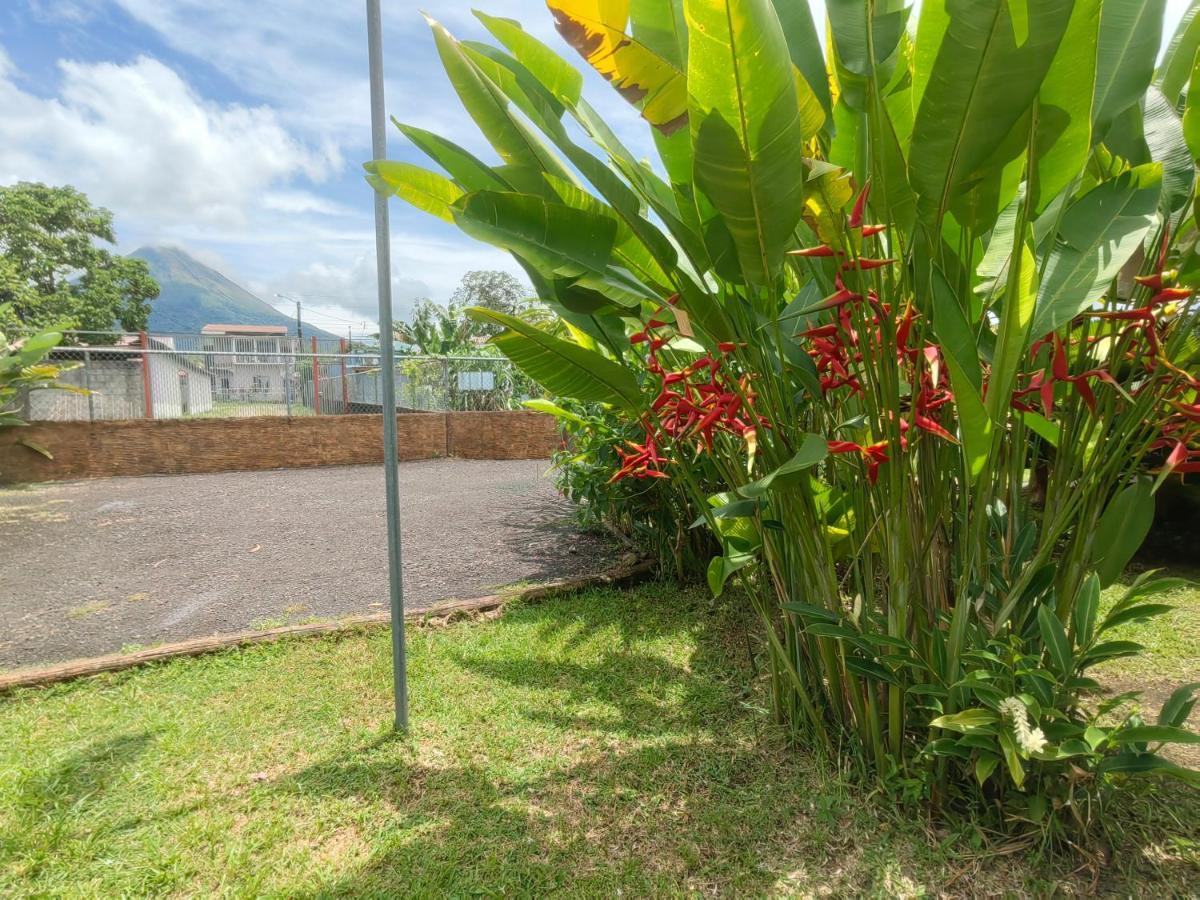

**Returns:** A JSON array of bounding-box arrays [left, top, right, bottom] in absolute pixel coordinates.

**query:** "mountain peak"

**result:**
[[133, 245, 338, 340]]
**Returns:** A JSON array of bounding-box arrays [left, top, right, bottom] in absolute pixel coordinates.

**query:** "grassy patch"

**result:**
[[1, 581, 1197, 896]]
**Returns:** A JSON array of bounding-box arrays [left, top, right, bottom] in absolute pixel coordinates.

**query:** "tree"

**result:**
[[448, 270, 527, 335], [0, 183, 159, 337], [395, 299, 474, 355]]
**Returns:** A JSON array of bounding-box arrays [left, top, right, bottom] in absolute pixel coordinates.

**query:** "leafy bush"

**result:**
[[0, 311, 82, 466], [530, 397, 715, 577], [372, 0, 1200, 835]]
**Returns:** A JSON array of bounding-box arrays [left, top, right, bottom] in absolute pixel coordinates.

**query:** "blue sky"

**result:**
[[0, 1, 1192, 334]]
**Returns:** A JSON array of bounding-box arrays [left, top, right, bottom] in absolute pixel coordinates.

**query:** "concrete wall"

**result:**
[[0, 411, 558, 483], [25, 355, 215, 420]]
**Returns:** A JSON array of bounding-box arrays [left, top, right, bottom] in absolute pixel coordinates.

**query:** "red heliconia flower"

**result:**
[[828, 438, 890, 484], [610, 434, 670, 482], [788, 245, 839, 258], [848, 181, 871, 229]]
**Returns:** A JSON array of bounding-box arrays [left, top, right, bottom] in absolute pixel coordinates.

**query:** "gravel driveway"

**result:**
[[0, 460, 618, 669]]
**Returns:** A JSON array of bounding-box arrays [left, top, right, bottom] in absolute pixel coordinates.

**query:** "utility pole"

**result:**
[[274, 293, 304, 346]]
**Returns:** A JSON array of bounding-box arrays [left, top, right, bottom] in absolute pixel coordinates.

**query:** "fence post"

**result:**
[[340, 337, 350, 412], [139, 331, 154, 419], [285, 353, 294, 417], [310, 335, 321, 416], [83, 348, 95, 421]]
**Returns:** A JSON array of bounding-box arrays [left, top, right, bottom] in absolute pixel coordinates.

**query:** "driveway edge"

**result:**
[[0, 555, 655, 694]]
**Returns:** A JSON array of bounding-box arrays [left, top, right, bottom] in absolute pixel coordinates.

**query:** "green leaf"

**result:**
[[1143, 87, 1195, 213], [1031, 0, 1101, 211], [707, 547, 756, 598], [1031, 167, 1162, 337], [1158, 683, 1200, 728], [474, 10, 583, 107], [1098, 752, 1200, 786], [467, 307, 642, 408], [985, 235, 1036, 422], [1184, 52, 1200, 162], [1093, 0, 1168, 137], [427, 15, 567, 176], [1089, 477, 1156, 588], [451, 190, 619, 284], [1078, 639, 1144, 669], [1072, 572, 1101, 648], [998, 730, 1026, 786], [770, 0, 832, 126], [1159, 1, 1200, 105], [1037, 604, 1073, 676], [975, 754, 1000, 786], [393, 120, 510, 193], [738, 434, 828, 499], [522, 398, 586, 424], [1118, 725, 1200, 745], [909, 0, 1073, 227], [364, 161, 464, 222], [930, 709, 1000, 734], [1099, 603, 1174, 634], [685, 0, 809, 286]]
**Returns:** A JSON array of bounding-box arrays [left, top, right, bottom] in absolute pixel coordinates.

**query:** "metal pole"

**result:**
[[367, 0, 408, 731], [310, 335, 322, 416], [296, 300, 303, 344]]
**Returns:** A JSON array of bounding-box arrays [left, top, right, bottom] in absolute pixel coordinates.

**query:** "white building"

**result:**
[[200, 324, 293, 403]]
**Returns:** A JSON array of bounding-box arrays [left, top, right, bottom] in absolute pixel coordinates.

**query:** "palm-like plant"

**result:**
[[371, 0, 1200, 829]]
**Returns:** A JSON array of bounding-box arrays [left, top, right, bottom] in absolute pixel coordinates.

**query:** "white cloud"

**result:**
[[259, 232, 527, 328], [0, 49, 335, 228]]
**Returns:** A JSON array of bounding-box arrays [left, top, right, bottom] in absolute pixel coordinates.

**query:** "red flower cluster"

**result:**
[[1013, 229, 1199, 475], [790, 184, 956, 483], [612, 298, 766, 482]]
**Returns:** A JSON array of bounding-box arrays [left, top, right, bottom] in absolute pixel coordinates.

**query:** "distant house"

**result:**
[[200, 324, 292, 403], [28, 336, 214, 421]]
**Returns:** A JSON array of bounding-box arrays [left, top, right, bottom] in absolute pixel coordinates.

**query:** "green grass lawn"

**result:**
[[1, 580, 1197, 897]]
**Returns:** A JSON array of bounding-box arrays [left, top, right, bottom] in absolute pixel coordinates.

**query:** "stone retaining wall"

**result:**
[[0, 411, 558, 483]]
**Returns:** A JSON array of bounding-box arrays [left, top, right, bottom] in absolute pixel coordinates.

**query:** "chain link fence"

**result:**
[[16, 332, 539, 422]]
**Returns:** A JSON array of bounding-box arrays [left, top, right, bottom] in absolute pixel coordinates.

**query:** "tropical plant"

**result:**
[[531, 396, 715, 577], [0, 309, 83, 464], [370, 0, 1200, 834]]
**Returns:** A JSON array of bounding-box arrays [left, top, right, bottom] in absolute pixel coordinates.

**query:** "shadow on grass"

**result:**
[[275, 588, 1200, 896], [1, 732, 155, 877], [271, 589, 921, 895]]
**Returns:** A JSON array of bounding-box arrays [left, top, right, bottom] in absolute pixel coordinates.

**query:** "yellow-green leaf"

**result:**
[[547, 0, 688, 134]]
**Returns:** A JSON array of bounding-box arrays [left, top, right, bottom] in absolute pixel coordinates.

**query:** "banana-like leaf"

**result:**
[[985, 234, 1037, 423], [770, 0, 833, 125], [427, 15, 569, 179], [909, 0, 1073, 228], [1093, 0, 1168, 138], [1089, 477, 1156, 588], [547, 0, 688, 135], [1143, 87, 1195, 213], [1031, 166, 1162, 337], [1186, 54, 1200, 161], [686, 0, 809, 287], [364, 161, 463, 223], [468, 306, 642, 408], [392, 120, 510, 193], [451, 190, 618, 283], [1158, 0, 1200, 105], [1031, 0, 1101, 212], [474, 11, 583, 107]]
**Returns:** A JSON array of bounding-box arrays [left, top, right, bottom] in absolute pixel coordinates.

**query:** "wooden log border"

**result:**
[[0, 556, 655, 694]]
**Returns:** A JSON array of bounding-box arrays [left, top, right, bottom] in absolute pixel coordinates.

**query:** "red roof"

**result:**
[[201, 324, 288, 336]]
